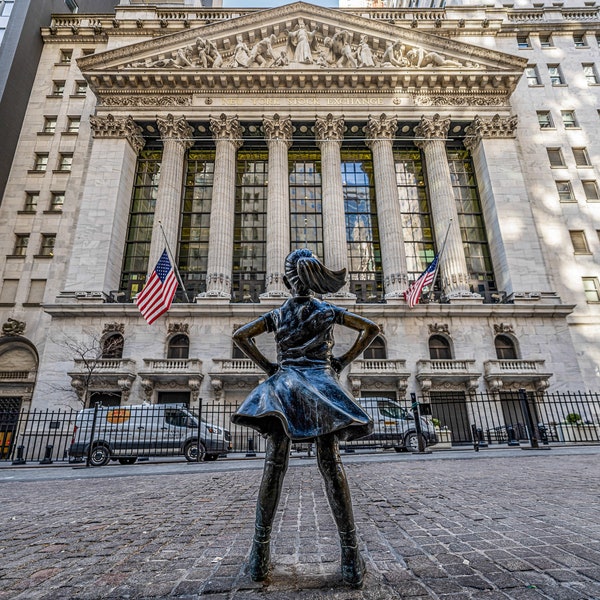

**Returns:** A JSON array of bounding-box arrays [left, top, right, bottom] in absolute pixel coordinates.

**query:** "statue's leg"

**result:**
[[249, 423, 291, 581], [316, 434, 365, 588]]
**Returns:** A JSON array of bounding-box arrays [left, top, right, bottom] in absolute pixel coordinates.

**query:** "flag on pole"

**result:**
[[136, 249, 178, 324], [404, 255, 439, 308]]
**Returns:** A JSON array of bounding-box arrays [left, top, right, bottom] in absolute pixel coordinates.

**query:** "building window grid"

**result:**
[[59, 49, 72, 64], [561, 111, 578, 128], [51, 81, 65, 96], [13, 235, 29, 256], [517, 35, 531, 49], [179, 150, 215, 299], [570, 230, 591, 254], [289, 150, 324, 262], [583, 180, 600, 201], [525, 65, 541, 85], [233, 151, 268, 303], [23, 192, 38, 212], [73, 81, 87, 95], [66, 117, 80, 133], [394, 149, 435, 281], [574, 33, 587, 47], [548, 64, 565, 85], [583, 63, 599, 84], [39, 234, 56, 257], [33, 154, 48, 171], [57, 153, 73, 171], [120, 149, 162, 300], [573, 147, 591, 167], [537, 111, 554, 129], [42, 116, 57, 134], [583, 277, 600, 302], [547, 147, 565, 167], [342, 149, 383, 303], [447, 149, 496, 294], [556, 180, 575, 202], [49, 192, 65, 211], [540, 34, 553, 48]]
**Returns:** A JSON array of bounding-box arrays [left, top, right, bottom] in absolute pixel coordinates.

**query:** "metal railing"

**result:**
[[1, 391, 599, 465]]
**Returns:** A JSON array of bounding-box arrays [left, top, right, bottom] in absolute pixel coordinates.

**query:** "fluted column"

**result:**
[[60, 114, 145, 301], [365, 114, 408, 299], [147, 114, 194, 276], [200, 113, 243, 298], [315, 113, 352, 297], [415, 114, 475, 299], [464, 114, 552, 298], [261, 114, 292, 298]]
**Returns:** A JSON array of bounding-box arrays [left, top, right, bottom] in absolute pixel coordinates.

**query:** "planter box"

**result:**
[[432, 428, 452, 449], [556, 423, 600, 443]]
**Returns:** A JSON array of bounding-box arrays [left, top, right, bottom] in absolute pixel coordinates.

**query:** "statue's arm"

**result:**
[[332, 312, 380, 373], [232, 317, 278, 376]]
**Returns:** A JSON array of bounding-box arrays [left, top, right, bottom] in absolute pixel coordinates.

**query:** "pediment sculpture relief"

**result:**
[[121, 25, 479, 71]]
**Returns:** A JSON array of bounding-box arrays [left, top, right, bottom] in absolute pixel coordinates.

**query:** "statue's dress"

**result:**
[[231, 297, 373, 442]]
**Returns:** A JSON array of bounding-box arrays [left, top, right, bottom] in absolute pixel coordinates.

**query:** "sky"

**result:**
[[221, 1, 341, 7]]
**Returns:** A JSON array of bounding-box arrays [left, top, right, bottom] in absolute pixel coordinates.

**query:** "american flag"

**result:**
[[136, 249, 178, 325], [404, 255, 439, 309]]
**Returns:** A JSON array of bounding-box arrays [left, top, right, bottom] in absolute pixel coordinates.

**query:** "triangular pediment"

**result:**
[[78, 1, 526, 97]]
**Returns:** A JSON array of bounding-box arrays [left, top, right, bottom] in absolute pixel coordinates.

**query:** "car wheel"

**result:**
[[89, 444, 110, 467], [404, 432, 426, 452], [184, 440, 206, 462], [118, 457, 137, 465], [204, 454, 218, 461]]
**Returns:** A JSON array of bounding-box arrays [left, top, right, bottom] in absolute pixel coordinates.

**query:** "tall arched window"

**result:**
[[102, 334, 123, 359], [429, 335, 452, 360], [168, 334, 189, 359], [363, 335, 386, 359], [495, 335, 517, 360]]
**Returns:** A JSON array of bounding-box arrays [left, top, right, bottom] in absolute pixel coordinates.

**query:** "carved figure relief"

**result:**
[[1, 318, 26, 336], [285, 19, 318, 64]]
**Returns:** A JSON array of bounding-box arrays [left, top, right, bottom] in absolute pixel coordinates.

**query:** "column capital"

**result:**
[[210, 113, 243, 149], [414, 113, 451, 149], [89, 114, 145, 154], [263, 114, 293, 148], [315, 113, 345, 147], [156, 113, 194, 150], [365, 113, 398, 148], [464, 114, 518, 150]]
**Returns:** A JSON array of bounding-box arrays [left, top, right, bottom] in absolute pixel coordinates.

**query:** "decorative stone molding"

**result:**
[[101, 95, 192, 107], [168, 323, 189, 335], [428, 323, 449, 335], [263, 114, 293, 147], [413, 94, 507, 107], [1, 318, 26, 337], [141, 378, 154, 400], [493, 323, 514, 334], [365, 113, 398, 145], [414, 113, 450, 143], [202, 272, 232, 297], [89, 114, 145, 154], [103, 322, 125, 335], [209, 113, 243, 149], [156, 114, 194, 150], [463, 114, 518, 150], [315, 113, 345, 145]]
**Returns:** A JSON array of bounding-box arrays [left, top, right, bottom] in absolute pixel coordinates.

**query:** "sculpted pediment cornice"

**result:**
[[77, 1, 526, 98]]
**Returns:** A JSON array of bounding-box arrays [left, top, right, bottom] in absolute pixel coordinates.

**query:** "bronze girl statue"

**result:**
[[231, 249, 379, 587]]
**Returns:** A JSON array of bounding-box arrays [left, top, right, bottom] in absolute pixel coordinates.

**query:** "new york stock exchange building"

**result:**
[[2, 0, 600, 445]]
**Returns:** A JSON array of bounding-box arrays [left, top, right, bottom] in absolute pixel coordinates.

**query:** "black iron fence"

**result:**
[[1, 390, 599, 465]]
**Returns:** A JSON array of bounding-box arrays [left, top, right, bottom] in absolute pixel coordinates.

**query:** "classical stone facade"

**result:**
[[0, 0, 599, 414]]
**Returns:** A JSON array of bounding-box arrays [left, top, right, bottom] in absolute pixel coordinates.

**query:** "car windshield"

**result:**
[[377, 401, 409, 419]]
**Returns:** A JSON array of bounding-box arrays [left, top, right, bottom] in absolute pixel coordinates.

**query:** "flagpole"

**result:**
[[430, 219, 452, 298], [157, 221, 191, 303]]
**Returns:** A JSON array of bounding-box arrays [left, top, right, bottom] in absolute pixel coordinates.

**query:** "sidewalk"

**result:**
[[1, 447, 600, 599]]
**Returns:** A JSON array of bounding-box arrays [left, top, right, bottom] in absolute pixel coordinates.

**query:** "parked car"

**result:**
[[68, 403, 231, 466], [352, 397, 437, 452]]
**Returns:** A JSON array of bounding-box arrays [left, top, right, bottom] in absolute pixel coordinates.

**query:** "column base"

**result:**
[[259, 290, 290, 303], [56, 290, 108, 304], [195, 292, 231, 303], [446, 292, 483, 304], [384, 290, 407, 301]]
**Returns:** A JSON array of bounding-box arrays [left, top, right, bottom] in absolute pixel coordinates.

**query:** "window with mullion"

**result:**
[[395, 149, 436, 281], [289, 150, 323, 260], [447, 149, 496, 294], [179, 150, 215, 298], [119, 149, 161, 300], [342, 149, 382, 303], [232, 151, 267, 303]]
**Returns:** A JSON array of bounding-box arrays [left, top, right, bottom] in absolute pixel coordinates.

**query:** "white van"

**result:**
[[68, 403, 231, 466], [357, 397, 437, 452]]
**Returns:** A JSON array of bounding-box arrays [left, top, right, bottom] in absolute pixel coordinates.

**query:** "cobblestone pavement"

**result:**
[[1, 448, 600, 600]]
